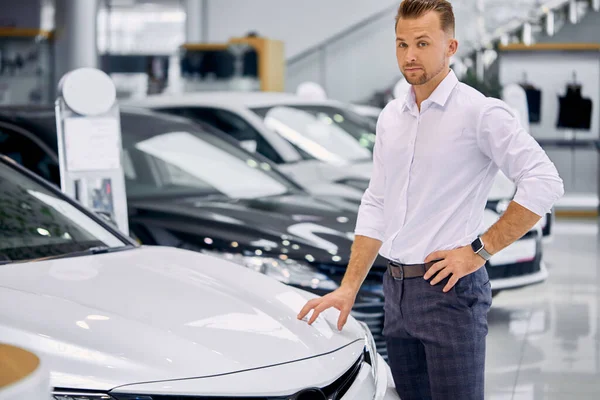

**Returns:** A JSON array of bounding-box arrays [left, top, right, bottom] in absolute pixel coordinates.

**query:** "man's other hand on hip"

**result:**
[[423, 245, 486, 293]]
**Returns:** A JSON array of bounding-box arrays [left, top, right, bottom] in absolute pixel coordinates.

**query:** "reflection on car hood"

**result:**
[[129, 193, 381, 267], [0, 246, 364, 391]]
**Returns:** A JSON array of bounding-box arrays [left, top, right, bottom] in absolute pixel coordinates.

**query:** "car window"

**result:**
[[161, 107, 285, 164], [257, 106, 372, 164], [253, 105, 377, 153], [0, 125, 60, 185], [118, 113, 295, 200], [0, 158, 127, 264]]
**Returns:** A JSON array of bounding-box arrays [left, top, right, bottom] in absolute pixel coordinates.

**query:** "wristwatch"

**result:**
[[471, 237, 492, 261]]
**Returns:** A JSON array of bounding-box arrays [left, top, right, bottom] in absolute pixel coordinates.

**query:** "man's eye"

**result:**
[[419, 42, 428, 47], [398, 43, 407, 48]]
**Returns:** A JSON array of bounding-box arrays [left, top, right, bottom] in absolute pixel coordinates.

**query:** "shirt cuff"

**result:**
[[354, 227, 384, 242], [512, 194, 548, 217]]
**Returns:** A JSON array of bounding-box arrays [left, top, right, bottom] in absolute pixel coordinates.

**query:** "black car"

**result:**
[[0, 106, 390, 358]]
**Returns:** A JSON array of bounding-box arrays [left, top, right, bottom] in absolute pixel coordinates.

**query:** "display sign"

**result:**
[[55, 68, 129, 234], [64, 117, 121, 172]]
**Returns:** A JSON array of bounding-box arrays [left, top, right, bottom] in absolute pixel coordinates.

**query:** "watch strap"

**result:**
[[477, 246, 492, 261], [472, 237, 492, 261]]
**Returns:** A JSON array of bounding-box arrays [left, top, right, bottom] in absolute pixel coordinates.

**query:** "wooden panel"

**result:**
[[0, 344, 40, 387], [555, 210, 598, 218], [0, 28, 52, 39], [182, 37, 286, 92], [499, 43, 600, 51], [264, 39, 285, 92], [181, 43, 229, 51], [230, 37, 285, 92]]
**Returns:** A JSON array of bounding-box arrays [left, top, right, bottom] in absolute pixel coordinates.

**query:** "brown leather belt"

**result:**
[[387, 260, 441, 280]]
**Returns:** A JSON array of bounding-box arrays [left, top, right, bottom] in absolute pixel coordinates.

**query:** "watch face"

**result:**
[[471, 238, 483, 253]]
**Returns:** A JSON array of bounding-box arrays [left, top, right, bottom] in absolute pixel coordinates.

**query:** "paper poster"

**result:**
[[64, 117, 121, 172]]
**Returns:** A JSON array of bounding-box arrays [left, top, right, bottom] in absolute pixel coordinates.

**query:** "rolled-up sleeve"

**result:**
[[354, 114, 386, 241], [476, 99, 564, 217]]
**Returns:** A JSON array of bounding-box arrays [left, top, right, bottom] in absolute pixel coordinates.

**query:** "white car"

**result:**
[[0, 155, 399, 400], [124, 93, 372, 202], [348, 104, 382, 123]]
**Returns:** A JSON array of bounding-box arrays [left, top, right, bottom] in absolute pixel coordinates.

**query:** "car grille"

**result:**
[[111, 354, 364, 400], [317, 263, 387, 360]]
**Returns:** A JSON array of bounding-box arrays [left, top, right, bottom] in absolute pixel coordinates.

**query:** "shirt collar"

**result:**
[[402, 69, 459, 112]]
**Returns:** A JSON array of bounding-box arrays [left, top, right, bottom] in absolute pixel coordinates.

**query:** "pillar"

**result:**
[[54, 0, 99, 85], [185, 0, 207, 43]]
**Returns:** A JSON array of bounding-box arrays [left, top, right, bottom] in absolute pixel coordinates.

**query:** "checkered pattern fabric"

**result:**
[[383, 266, 492, 400]]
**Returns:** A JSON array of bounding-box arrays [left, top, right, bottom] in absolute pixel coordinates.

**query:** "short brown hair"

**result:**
[[395, 0, 455, 36]]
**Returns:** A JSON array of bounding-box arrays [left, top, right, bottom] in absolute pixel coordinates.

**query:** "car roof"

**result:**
[[0, 104, 198, 126], [0, 104, 233, 150], [124, 91, 347, 110]]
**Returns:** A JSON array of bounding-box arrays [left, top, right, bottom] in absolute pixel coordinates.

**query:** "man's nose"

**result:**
[[405, 48, 417, 63]]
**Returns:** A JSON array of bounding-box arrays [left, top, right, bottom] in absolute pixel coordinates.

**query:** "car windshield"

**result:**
[[0, 158, 127, 264], [119, 113, 294, 199], [253, 105, 377, 160]]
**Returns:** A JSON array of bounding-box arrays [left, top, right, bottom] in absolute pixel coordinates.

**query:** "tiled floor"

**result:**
[[486, 219, 600, 400]]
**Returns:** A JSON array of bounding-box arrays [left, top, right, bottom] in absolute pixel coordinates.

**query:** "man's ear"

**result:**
[[447, 38, 459, 57]]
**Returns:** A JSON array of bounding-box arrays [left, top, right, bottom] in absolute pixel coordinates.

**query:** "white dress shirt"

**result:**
[[355, 70, 564, 264]]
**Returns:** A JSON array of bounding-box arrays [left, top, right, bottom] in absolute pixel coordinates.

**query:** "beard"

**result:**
[[403, 59, 446, 86], [404, 69, 429, 85]]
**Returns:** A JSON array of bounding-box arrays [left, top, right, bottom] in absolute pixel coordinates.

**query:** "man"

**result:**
[[297, 1, 564, 399]]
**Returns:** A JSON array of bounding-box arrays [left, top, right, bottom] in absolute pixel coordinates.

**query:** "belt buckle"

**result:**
[[389, 262, 405, 281]]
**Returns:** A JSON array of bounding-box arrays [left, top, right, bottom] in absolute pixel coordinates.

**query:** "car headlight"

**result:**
[[358, 321, 379, 386], [202, 250, 339, 291], [53, 393, 114, 400], [54, 393, 153, 400]]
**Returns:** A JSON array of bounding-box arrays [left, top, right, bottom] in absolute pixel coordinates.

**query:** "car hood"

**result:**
[[129, 193, 380, 267], [0, 246, 364, 391]]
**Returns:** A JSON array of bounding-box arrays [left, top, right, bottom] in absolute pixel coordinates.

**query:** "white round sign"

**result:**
[[296, 81, 327, 101], [59, 68, 116, 116]]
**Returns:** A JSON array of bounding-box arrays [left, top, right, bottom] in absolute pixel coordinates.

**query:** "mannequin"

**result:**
[[502, 83, 530, 133]]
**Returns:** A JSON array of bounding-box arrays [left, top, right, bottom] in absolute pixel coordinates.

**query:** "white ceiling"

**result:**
[[453, 0, 544, 52], [98, 0, 568, 57]]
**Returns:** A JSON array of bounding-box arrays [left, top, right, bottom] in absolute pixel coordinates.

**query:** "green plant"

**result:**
[[462, 68, 503, 99]]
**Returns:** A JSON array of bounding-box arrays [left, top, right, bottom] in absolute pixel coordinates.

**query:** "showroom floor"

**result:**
[[486, 218, 600, 399]]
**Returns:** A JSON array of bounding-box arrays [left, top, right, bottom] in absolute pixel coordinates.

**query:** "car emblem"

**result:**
[[291, 388, 327, 400]]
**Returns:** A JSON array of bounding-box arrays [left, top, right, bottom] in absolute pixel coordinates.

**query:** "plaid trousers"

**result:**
[[383, 266, 493, 400]]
